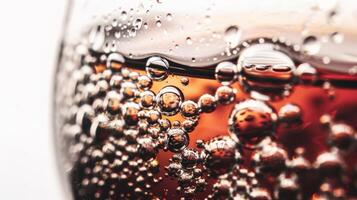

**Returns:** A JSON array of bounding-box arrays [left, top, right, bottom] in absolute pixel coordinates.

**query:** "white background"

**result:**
[[0, 0, 67, 199]]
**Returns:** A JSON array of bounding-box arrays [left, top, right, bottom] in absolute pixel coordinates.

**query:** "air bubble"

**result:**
[[180, 100, 199, 118], [180, 77, 189, 86], [237, 43, 296, 100], [215, 61, 238, 85], [106, 53, 125, 71], [198, 94, 217, 113], [278, 103, 302, 125], [167, 128, 189, 152], [203, 136, 242, 176], [137, 75, 153, 90], [156, 20, 162, 27], [133, 18, 143, 29], [145, 57, 169, 81], [215, 85, 236, 105], [156, 86, 184, 116], [120, 11, 128, 20], [103, 91, 122, 115], [140, 91, 156, 108], [295, 63, 318, 83], [252, 143, 288, 175], [122, 102, 140, 126], [228, 99, 277, 148]]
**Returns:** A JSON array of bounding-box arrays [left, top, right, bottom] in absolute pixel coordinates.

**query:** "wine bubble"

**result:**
[[198, 94, 217, 113], [228, 99, 277, 148], [145, 57, 169, 81], [202, 136, 242, 176], [215, 61, 238, 85], [167, 128, 189, 152], [156, 86, 184, 116]]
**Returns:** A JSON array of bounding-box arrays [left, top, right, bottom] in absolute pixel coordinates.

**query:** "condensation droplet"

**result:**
[[166, 13, 173, 21], [156, 20, 162, 27], [224, 26, 242, 48], [330, 32, 344, 44], [186, 37, 193, 45], [302, 36, 320, 55], [89, 25, 105, 51], [133, 18, 143, 29]]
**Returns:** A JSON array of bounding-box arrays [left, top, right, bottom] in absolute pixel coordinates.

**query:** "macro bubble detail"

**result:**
[[228, 99, 277, 148], [215, 61, 238, 85], [237, 43, 296, 100], [198, 94, 217, 113], [202, 136, 242, 176], [215, 85, 236, 105], [145, 56, 169, 81], [156, 86, 184, 116], [166, 128, 189, 152]]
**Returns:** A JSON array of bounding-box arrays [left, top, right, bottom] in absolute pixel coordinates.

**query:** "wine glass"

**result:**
[[54, 0, 357, 199]]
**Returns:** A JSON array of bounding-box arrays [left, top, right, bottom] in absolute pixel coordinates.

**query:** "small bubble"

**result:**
[[198, 94, 217, 113], [156, 86, 184, 116], [228, 99, 277, 148], [129, 28, 136, 37], [203, 136, 242, 176], [295, 63, 318, 83], [167, 128, 189, 152], [122, 102, 140, 126], [145, 56, 169, 81], [180, 100, 199, 119], [106, 53, 125, 71], [252, 143, 288, 175], [278, 103, 302, 126], [215, 85, 236, 105], [139, 90, 156, 109], [215, 61, 238, 85], [103, 91, 122, 115], [114, 31, 121, 39]]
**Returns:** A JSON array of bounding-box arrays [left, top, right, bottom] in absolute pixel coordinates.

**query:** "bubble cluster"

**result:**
[[55, 20, 357, 199]]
